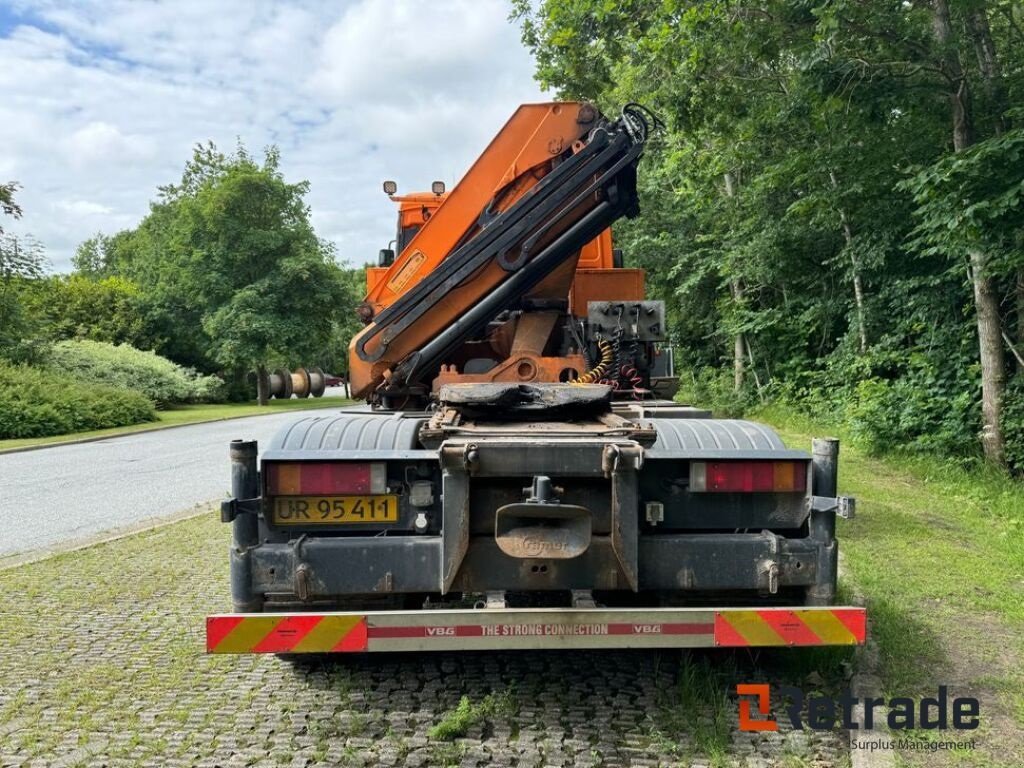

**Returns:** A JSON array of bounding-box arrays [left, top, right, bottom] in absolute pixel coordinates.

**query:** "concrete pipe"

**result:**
[[290, 367, 312, 399], [307, 366, 327, 398]]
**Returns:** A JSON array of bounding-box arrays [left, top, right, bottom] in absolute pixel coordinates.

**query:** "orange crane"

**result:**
[[348, 102, 655, 403]]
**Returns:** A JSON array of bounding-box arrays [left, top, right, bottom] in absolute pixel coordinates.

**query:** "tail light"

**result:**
[[689, 461, 806, 493], [266, 462, 387, 495]]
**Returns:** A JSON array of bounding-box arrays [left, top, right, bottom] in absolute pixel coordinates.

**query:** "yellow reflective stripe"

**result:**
[[212, 617, 282, 653], [722, 610, 785, 646], [291, 615, 363, 653], [796, 610, 858, 645]]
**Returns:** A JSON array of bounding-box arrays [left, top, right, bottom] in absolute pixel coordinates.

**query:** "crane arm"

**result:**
[[349, 102, 651, 400]]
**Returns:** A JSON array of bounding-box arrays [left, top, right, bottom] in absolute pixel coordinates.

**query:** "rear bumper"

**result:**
[[206, 606, 866, 654], [233, 532, 829, 603]]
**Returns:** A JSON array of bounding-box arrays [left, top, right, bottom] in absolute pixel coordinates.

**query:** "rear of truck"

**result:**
[[209, 394, 862, 654], [207, 101, 863, 655]]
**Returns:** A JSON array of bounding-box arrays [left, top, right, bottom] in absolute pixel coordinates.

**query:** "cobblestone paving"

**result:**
[[0, 512, 850, 767]]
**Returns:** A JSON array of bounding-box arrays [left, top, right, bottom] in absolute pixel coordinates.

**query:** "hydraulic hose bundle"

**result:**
[[571, 338, 614, 384]]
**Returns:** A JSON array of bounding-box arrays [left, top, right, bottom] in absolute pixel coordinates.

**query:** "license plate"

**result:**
[[272, 495, 399, 525]]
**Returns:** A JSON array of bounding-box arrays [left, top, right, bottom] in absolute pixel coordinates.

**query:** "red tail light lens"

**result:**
[[266, 462, 386, 495], [689, 461, 806, 493]]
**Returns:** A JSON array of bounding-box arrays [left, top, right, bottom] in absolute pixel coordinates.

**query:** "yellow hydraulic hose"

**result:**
[[572, 338, 614, 384]]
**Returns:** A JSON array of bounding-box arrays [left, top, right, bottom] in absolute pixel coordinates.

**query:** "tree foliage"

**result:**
[[92, 143, 360, 392], [0, 233, 48, 361], [514, 0, 1024, 469], [0, 181, 21, 231], [20, 274, 147, 347]]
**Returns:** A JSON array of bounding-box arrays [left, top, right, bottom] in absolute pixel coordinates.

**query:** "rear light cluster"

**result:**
[[266, 462, 387, 495], [689, 461, 806, 493]]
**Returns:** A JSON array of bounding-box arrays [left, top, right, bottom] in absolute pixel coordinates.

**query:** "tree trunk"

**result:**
[[732, 319, 745, 389], [932, 0, 974, 149], [256, 364, 270, 406], [933, 0, 1007, 464], [970, 257, 1007, 463], [730, 278, 746, 391], [829, 171, 867, 353], [1017, 273, 1024, 373], [744, 336, 765, 402], [724, 171, 745, 391], [967, 5, 1006, 135]]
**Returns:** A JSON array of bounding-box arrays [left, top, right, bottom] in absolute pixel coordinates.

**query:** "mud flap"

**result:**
[[605, 444, 642, 591], [439, 444, 471, 594]]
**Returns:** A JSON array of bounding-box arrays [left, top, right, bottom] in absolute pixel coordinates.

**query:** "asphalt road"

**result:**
[[0, 409, 344, 558]]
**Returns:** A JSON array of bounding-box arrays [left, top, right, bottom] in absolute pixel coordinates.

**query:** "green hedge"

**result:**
[[45, 340, 224, 407], [679, 362, 1024, 475], [0, 360, 156, 439]]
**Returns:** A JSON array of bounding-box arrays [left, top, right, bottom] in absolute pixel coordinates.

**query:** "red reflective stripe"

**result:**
[[713, 614, 752, 647], [832, 608, 867, 643], [606, 623, 712, 635], [756, 610, 822, 646], [370, 623, 713, 639], [660, 622, 714, 635], [206, 615, 245, 651], [251, 615, 324, 653], [333, 619, 369, 651], [368, 625, 484, 638]]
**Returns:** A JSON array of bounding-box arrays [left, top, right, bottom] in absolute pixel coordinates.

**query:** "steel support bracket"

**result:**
[[221, 496, 261, 524], [810, 495, 856, 520]]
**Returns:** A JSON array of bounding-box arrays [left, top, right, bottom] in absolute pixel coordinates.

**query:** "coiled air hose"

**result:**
[[572, 338, 614, 384]]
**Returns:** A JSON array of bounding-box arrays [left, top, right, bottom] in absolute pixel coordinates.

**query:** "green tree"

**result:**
[[94, 143, 355, 403], [0, 233, 47, 360], [21, 274, 147, 346], [513, 0, 1023, 468], [72, 234, 116, 278], [0, 182, 21, 231]]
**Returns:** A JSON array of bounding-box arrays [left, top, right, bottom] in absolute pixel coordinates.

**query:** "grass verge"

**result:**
[[755, 403, 1024, 766], [0, 396, 352, 451]]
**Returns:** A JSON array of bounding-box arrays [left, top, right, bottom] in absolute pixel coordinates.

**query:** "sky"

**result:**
[[0, 0, 548, 272]]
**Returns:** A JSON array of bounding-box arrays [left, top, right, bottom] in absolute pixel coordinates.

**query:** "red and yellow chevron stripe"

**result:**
[[207, 614, 367, 654], [714, 608, 865, 647], [206, 607, 866, 653]]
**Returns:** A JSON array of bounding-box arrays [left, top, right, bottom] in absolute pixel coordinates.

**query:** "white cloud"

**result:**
[[0, 0, 548, 271], [56, 199, 113, 216], [62, 122, 155, 169]]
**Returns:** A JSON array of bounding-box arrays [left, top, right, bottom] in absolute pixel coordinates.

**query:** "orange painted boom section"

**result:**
[[366, 228, 613, 297], [363, 103, 595, 315], [350, 102, 601, 397]]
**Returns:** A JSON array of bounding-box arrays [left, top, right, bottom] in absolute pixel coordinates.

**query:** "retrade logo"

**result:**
[[737, 684, 778, 731], [737, 685, 980, 732]]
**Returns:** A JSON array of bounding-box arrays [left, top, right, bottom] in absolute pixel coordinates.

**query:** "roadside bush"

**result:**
[[0, 360, 155, 439], [675, 366, 760, 418], [45, 340, 224, 407], [840, 376, 975, 459], [1002, 376, 1024, 475]]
